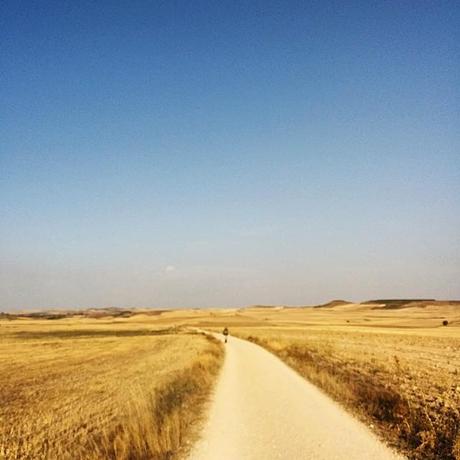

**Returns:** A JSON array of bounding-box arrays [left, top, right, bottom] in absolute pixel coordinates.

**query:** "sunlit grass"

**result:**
[[233, 326, 460, 460], [0, 320, 223, 459]]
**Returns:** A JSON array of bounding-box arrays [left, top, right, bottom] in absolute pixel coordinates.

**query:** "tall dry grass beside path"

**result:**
[[0, 319, 223, 460], [234, 327, 460, 460]]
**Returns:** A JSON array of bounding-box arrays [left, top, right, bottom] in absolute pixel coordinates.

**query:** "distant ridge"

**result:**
[[313, 300, 351, 309], [246, 305, 279, 309], [362, 299, 436, 310], [0, 307, 169, 320]]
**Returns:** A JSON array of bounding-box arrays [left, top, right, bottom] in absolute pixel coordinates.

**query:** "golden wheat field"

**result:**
[[233, 326, 460, 459], [196, 300, 460, 460], [2, 300, 460, 460], [0, 317, 223, 460]]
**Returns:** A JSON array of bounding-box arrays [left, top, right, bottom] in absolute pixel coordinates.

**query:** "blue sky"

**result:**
[[1, 1, 459, 309]]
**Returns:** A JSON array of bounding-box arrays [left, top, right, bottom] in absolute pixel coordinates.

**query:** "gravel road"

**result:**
[[188, 334, 404, 460]]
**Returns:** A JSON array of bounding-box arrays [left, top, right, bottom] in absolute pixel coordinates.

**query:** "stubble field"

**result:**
[[203, 301, 460, 459], [2, 299, 459, 459], [0, 318, 223, 460]]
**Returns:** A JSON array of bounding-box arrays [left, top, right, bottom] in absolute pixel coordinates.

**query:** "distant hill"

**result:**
[[0, 307, 168, 320], [313, 300, 351, 309], [246, 305, 279, 309], [362, 299, 436, 310]]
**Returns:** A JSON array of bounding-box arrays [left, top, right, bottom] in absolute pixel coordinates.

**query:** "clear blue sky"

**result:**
[[1, 1, 459, 310]]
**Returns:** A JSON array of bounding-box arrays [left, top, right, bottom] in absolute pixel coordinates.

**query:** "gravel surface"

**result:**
[[188, 334, 405, 460]]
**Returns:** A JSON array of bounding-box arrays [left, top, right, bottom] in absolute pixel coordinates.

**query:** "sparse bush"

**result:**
[[356, 383, 408, 423], [443, 320, 449, 326], [453, 432, 460, 460]]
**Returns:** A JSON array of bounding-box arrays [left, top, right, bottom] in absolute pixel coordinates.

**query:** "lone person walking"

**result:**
[[223, 327, 229, 343]]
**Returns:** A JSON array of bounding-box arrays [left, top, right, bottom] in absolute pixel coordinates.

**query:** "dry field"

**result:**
[[0, 317, 223, 460], [2, 300, 459, 460], [233, 326, 460, 459], [207, 301, 460, 460]]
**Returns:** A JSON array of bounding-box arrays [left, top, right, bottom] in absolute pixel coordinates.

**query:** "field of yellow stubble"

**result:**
[[0, 319, 223, 460], [233, 324, 460, 460]]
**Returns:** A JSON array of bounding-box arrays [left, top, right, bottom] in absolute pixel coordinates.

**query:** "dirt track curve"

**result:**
[[188, 334, 405, 460]]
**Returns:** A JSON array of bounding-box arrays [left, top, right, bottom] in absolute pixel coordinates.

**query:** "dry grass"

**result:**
[[232, 326, 460, 460], [158, 299, 460, 458], [3, 300, 459, 459], [0, 319, 223, 460]]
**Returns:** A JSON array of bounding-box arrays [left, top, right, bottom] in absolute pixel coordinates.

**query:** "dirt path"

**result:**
[[188, 334, 404, 460]]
